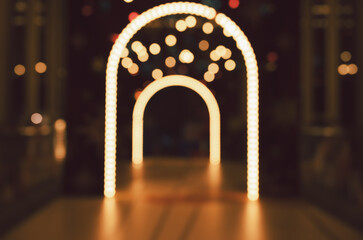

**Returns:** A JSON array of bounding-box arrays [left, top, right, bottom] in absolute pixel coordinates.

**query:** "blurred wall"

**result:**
[[299, 0, 363, 231], [0, 0, 67, 234]]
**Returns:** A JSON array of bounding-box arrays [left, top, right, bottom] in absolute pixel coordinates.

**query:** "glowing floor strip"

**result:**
[[105, 2, 259, 200], [132, 75, 220, 165]]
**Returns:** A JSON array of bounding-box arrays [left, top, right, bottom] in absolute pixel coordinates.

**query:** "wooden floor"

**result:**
[[3, 159, 362, 240]]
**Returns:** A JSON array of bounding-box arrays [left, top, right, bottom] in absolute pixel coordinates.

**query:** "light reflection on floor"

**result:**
[[3, 159, 362, 240]]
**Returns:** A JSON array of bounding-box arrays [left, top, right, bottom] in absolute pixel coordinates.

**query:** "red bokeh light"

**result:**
[[128, 12, 139, 22], [267, 51, 279, 62], [229, 0, 240, 9], [81, 5, 93, 16], [109, 33, 119, 43], [134, 90, 142, 100]]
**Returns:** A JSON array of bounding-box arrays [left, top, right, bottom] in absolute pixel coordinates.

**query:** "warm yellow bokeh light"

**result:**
[[222, 48, 232, 59], [208, 63, 219, 74], [340, 51, 352, 62], [128, 63, 139, 75], [225, 59, 236, 71], [31, 113, 43, 124], [131, 41, 143, 53], [210, 50, 220, 61], [14, 64, 26, 76], [165, 56, 176, 68], [216, 45, 227, 57], [223, 28, 232, 37], [35, 62, 47, 74], [176, 19, 187, 32], [124, 0, 133, 3], [55, 119, 66, 131], [149, 43, 161, 55], [105, 2, 258, 200], [202, 22, 214, 34], [54, 119, 67, 162], [186, 16, 197, 28], [133, 75, 220, 165], [152, 69, 163, 79], [137, 52, 149, 62], [199, 40, 209, 51], [121, 48, 129, 58], [204, 71, 215, 82], [121, 57, 133, 68], [338, 64, 347, 75], [179, 49, 194, 64], [165, 34, 177, 47], [348, 64, 358, 75]]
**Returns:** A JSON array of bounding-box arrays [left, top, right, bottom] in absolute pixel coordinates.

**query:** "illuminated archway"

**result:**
[[132, 75, 220, 165], [105, 2, 259, 200]]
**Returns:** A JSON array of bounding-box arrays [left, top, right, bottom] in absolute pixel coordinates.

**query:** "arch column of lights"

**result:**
[[132, 75, 220, 165], [105, 2, 259, 200]]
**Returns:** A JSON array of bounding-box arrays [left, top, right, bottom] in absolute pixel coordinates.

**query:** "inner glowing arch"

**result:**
[[132, 75, 220, 165], [105, 2, 259, 201]]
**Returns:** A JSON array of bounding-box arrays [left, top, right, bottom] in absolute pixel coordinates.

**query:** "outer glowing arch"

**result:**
[[132, 75, 220, 165], [105, 2, 259, 200]]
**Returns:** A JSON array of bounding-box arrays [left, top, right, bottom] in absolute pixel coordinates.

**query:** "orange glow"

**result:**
[[54, 119, 67, 161], [199, 40, 209, 51], [128, 12, 138, 22], [134, 90, 142, 100], [31, 113, 43, 124], [242, 201, 265, 239], [110, 33, 119, 43], [98, 198, 121, 239], [340, 51, 352, 62], [124, 0, 133, 3], [15, 1, 26, 12], [14, 64, 26, 76], [55, 119, 66, 131], [348, 64, 358, 75], [35, 62, 47, 74], [165, 56, 176, 68], [338, 64, 349, 75], [165, 35, 177, 47], [208, 164, 221, 195]]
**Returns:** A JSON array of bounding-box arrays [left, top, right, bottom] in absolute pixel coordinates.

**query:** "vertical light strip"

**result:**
[[132, 75, 220, 166], [105, 2, 259, 200], [54, 119, 67, 162], [215, 13, 259, 201]]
